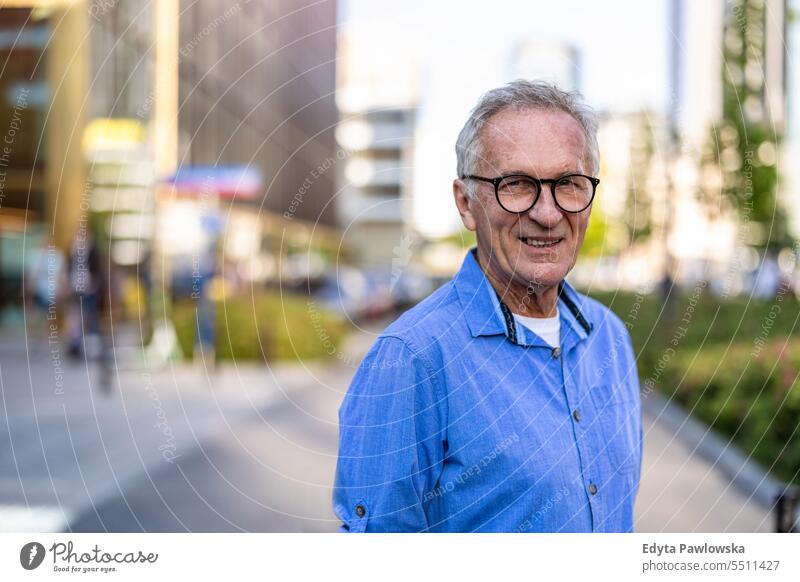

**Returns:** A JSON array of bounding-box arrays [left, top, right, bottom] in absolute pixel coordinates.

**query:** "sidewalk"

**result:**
[[635, 407, 773, 532], [0, 328, 340, 532]]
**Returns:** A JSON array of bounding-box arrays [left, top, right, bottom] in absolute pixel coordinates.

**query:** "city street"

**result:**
[[69, 377, 343, 533], [0, 323, 775, 533]]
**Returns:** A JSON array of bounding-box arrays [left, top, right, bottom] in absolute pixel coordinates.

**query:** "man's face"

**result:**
[[454, 108, 593, 292]]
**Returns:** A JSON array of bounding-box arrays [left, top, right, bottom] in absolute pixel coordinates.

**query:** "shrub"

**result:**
[[171, 291, 351, 363], [590, 289, 800, 486]]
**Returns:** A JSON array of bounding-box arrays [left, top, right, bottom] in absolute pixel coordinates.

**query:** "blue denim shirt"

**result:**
[[333, 249, 642, 532]]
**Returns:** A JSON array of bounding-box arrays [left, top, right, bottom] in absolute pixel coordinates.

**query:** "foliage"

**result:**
[[172, 291, 351, 362], [580, 210, 609, 258], [436, 229, 477, 250], [591, 288, 800, 485]]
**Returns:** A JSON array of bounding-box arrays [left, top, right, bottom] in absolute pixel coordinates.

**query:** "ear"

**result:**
[[453, 179, 477, 231]]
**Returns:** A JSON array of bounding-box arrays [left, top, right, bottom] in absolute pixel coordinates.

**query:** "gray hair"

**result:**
[[455, 79, 600, 197]]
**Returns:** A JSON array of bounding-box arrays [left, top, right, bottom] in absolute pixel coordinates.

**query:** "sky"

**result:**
[[339, 0, 672, 237]]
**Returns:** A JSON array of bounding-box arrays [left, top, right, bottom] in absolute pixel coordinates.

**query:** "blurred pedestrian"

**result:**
[[25, 234, 65, 347], [193, 239, 217, 370], [66, 228, 104, 360]]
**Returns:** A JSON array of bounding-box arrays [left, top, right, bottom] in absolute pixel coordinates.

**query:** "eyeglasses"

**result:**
[[462, 173, 599, 214]]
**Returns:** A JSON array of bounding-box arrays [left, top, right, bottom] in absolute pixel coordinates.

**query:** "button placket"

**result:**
[[559, 346, 597, 529]]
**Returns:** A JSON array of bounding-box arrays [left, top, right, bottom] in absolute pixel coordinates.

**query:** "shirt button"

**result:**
[[588, 483, 598, 495], [572, 409, 581, 422], [355, 504, 366, 518], [551, 346, 561, 358]]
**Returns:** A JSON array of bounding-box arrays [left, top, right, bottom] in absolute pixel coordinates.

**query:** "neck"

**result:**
[[476, 251, 560, 318]]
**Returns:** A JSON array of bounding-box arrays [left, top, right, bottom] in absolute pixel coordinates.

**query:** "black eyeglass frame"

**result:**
[[462, 173, 600, 214]]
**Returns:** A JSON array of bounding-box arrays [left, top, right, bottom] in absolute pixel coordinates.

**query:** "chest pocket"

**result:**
[[588, 383, 638, 475]]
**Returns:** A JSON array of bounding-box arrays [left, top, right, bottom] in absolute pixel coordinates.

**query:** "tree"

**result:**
[[699, 0, 791, 251]]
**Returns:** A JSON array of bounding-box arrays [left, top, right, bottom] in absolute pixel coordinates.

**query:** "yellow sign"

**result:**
[[83, 118, 145, 152]]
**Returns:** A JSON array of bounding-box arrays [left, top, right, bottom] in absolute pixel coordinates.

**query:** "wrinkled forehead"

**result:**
[[477, 107, 589, 175]]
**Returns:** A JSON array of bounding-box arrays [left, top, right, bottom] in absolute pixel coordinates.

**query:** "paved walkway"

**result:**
[[0, 327, 353, 532], [635, 409, 772, 532]]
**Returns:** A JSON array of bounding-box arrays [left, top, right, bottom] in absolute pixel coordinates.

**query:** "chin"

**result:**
[[506, 254, 565, 284], [515, 266, 566, 289], [539, 259, 572, 282]]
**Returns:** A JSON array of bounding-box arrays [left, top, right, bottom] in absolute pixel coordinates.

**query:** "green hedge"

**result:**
[[171, 291, 351, 363], [590, 288, 800, 486]]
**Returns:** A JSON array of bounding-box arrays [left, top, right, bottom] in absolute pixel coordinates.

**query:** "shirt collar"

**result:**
[[453, 247, 593, 346]]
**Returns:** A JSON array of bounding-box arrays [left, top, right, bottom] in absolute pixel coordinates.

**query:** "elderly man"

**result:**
[[333, 80, 642, 533]]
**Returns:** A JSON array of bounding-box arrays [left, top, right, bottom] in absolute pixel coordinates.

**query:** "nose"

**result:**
[[526, 186, 564, 229]]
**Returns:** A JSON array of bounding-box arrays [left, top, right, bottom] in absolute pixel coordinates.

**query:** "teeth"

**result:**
[[523, 238, 559, 247]]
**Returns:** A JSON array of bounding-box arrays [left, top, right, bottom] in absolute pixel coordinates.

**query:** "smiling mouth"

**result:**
[[518, 236, 563, 248]]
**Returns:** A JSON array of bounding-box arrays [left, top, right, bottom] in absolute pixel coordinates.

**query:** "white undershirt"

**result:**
[[514, 308, 561, 348]]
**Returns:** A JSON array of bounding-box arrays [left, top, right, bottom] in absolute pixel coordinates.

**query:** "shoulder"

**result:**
[[375, 280, 465, 357], [567, 287, 626, 331], [343, 288, 456, 414], [566, 287, 634, 354]]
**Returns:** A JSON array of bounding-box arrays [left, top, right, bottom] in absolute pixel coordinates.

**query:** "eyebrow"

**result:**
[[497, 168, 584, 177]]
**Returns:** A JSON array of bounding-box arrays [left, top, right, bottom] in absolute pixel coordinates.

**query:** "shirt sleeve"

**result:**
[[332, 335, 447, 532]]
